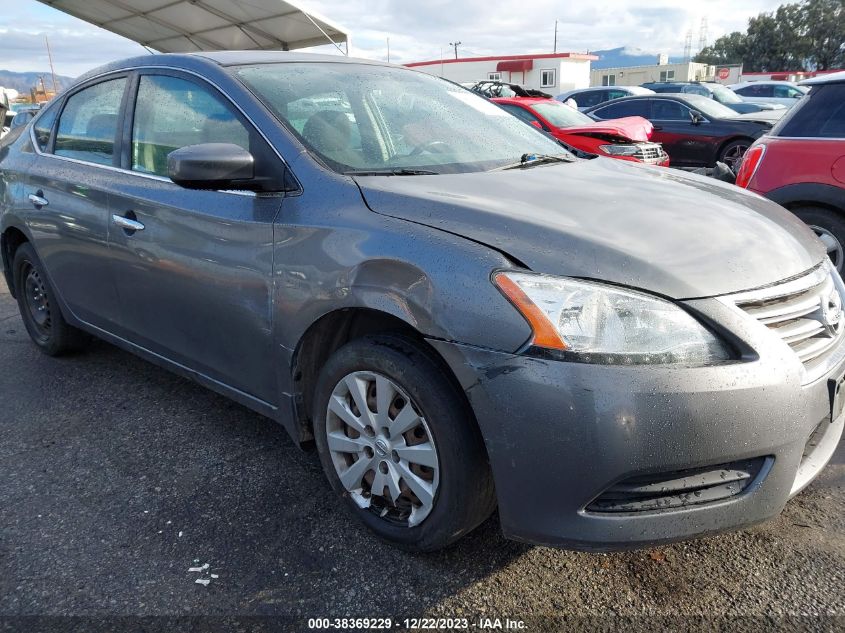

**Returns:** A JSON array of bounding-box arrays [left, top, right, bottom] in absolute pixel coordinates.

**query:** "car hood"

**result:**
[[354, 158, 824, 299], [557, 116, 653, 142]]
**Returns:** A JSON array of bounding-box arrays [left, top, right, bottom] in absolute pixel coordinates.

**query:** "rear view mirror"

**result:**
[[167, 143, 255, 190]]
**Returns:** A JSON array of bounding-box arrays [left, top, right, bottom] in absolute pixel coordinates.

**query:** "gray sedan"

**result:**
[[1, 52, 842, 552]]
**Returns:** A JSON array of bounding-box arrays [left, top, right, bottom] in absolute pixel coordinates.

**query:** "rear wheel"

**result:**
[[313, 334, 496, 552], [718, 138, 752, 172], [13, 243, 85, 355], [792, 206, 845, 273]]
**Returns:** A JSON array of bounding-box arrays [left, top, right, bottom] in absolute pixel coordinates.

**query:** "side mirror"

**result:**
[[530, 120, 543, 129], [689, 110, 704, 125], [167, 143, 256, 190]]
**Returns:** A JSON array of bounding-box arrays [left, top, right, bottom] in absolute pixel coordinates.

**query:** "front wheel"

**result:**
[[313, 335, 496, 552], [792, 206, 845, 273]]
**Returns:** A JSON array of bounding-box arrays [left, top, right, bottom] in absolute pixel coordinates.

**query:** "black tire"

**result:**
[[12, 242, 85, 355], [792, 206, 845, 273], [313, 334, 496, 552], [718, 138, 752, 172]]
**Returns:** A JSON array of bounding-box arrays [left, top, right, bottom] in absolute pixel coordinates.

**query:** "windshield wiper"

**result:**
[[495, 153, 575, 171], [344, 168, 440, 176]]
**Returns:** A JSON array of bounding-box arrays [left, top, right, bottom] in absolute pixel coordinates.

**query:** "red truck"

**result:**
[[736, 71, 845, 270], [492, 96, 670, 167]]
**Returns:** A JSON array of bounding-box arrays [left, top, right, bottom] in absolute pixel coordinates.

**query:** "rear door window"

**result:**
[[573, 91, 604, 108], [652, 100, 691, 120], [591, 99, 650, 119], [54, 78, 127, 166], [776, 85, 845, 138]]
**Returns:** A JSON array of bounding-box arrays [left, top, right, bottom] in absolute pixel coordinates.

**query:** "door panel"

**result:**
[[108, 181, 281, 402], [24, 77, 128, 328], [649, 99, 713, 167], [108, 72, 283, 404]]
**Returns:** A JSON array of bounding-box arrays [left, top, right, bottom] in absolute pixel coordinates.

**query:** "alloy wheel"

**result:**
[[325, 371, 440, 527], [722, 143, 749, 171]]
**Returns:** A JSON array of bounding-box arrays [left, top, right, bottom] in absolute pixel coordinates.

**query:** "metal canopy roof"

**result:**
[[36, 0, 349, 53]]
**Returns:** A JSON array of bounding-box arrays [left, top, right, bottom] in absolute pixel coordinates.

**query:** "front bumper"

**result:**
[[428, 297, 844, 550]]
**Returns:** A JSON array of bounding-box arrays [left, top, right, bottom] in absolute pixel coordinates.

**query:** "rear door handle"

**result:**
[[28, 193, 49, 207], [652, 126, 663, 131], [112, 214, 145, 232]]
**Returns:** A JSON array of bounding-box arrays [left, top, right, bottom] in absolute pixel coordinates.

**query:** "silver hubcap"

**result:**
[[326, 371, 439, 527], [810, 225, 844, 272]]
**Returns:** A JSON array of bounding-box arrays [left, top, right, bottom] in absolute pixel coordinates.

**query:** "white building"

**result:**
[[591, 61, 715, 87], [406, 53, 597, 94]]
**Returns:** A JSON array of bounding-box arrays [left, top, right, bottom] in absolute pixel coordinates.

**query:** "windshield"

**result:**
[[234, 62, 570, 174], [682, 95, 740, 119], [709, 85, 742, 104], [529, 101, 594, 127]]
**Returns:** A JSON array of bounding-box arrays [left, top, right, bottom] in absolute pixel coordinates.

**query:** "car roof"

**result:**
[[72, 51, 393, 85], [800, 71, 845, 86], [730, 80, 798, 87]]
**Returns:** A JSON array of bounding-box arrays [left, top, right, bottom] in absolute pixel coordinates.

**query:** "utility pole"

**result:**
[[683, 30, 693, 63], [386, 37, 390, 63], [45, 35, 59, 94], [553, 20, 558, 53], [449, 41, 461, 59]]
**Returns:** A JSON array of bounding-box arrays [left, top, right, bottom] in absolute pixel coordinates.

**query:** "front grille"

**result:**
[[632, 142, 665, 164], [586, 457, 768, 513], [729, 265, 845, 374]]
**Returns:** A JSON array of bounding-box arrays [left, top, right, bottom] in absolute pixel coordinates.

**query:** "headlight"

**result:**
[[598, 144, 641, 157], [494, 272, 731, 365]]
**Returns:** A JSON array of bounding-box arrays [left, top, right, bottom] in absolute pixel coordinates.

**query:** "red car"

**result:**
[[492, 97, 669, 166], [736, 71, 845, 270]]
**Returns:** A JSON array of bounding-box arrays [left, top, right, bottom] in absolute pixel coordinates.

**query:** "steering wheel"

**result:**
[[409, 140, 452, 156]]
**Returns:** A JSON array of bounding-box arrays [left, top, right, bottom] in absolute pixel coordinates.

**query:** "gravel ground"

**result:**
[[0, 276, 843, 631]]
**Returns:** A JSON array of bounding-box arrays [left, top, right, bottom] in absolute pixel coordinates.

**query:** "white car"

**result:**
[[555, 86, 655, 112], [728, 81, 808, 108]]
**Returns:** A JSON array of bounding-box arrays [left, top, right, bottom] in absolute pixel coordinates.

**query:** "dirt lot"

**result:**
[[0, 276, 843, 631]]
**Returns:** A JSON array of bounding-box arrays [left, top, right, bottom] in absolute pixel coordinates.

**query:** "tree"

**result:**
[[693, 0, 845, 72], [695, 32, 747, 66], [800, 0, 845, 69]]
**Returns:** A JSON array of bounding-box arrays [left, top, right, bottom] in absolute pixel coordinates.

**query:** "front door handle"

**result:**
[[112, 213, 145, 232], [28, 192, 49, 208]]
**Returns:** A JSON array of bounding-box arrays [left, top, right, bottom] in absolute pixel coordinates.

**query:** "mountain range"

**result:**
[[0, 70, 76, 95]]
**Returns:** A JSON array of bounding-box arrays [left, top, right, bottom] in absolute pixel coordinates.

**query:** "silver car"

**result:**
[[729, 81, 809, 108]]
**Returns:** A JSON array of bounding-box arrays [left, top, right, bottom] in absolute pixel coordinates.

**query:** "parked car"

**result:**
[[735, 71, 845, 271], [642, 81, 785, 114], [729, 81, 808, 108], [555, 86, 654, 112], [585, 94, 777, 169], [2, 52, 842, 553], [493, 96, 668, 165]]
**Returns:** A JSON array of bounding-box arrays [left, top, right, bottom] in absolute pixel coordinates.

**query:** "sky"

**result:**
[[0, 0, 789, 77]]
